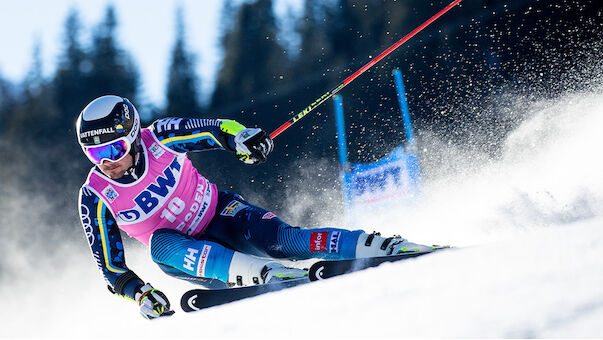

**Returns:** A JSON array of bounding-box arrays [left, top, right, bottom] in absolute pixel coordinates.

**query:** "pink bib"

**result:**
[[84, 129, 218, 245]]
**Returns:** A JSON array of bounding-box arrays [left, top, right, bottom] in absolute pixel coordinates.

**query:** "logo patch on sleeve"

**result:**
[[262, 212, 277, 220], [329, 231, 341, 253], [310, 232, 329, 252], [220, 200, 247, 217], [101, 185, 119, 203]]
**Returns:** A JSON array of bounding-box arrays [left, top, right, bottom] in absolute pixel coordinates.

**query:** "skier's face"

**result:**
[[98, 154, 134, 179]]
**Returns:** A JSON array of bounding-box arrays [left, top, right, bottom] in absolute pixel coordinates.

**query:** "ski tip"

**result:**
[[431, 245, 451, 250]]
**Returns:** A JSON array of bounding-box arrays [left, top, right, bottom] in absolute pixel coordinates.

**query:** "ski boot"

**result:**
[[228, 252, 308, 286], [261, 262, 309, 283], [355, 232, 435, 258]]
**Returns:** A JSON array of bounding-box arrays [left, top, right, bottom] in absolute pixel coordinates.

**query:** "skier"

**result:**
[[77, 95, 433, 319]]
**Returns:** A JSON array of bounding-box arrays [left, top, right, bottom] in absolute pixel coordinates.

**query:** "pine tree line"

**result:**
[[0, 0, 600, 229]]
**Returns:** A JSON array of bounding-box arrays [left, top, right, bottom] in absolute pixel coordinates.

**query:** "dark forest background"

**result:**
[[0, 0, 601, 238]]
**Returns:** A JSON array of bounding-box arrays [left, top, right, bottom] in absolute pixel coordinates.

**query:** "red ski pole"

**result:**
[[270, 0, 463, 139]]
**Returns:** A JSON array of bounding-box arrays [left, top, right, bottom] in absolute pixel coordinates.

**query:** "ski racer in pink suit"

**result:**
[[77, 95, 433, 319]]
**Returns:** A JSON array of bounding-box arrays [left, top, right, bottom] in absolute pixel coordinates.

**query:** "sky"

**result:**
[[0, 0, 302, 107]]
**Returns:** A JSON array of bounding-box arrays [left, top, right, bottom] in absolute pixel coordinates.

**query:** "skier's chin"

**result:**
[[99, 165, 126, 179], [99, 156, 132, 179], [105, 169, 126, 179]]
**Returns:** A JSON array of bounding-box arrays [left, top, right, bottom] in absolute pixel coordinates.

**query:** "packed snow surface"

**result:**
[[3, 87, 603, 338]]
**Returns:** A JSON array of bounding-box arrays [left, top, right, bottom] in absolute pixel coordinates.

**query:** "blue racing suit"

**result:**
[[78, 117, 363, 300]]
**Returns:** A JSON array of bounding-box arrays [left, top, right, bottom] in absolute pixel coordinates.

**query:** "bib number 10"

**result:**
[[160, 195, 203, 234]]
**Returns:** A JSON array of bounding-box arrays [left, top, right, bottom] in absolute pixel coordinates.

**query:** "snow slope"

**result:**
[[2, 87, 603, 338]]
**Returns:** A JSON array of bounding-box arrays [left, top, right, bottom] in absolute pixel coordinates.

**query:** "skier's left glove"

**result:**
[[135, 283, 175, 320], [234, 128, 274, 165]]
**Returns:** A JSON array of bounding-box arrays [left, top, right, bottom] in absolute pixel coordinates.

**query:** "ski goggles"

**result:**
[[83, 138, 131, 165]]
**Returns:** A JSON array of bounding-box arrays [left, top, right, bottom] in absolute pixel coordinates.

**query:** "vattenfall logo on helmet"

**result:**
[[80, 127, 116, 138], [115, 124, 124, 133]]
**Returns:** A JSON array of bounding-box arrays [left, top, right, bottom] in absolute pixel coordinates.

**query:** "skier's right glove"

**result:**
[[234, 128, 274, 165], [135, 283, 175, 320]]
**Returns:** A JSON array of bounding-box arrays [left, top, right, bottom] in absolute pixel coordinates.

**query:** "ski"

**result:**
[[181, 246, 449, 312], [308, 246, 449, 281], [181, 277, 310, 312]]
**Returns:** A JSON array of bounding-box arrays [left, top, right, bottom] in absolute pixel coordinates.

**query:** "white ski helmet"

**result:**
[[76, 95, 141, 164]]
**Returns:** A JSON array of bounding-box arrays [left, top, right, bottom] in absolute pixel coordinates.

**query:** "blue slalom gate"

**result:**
[[334, 69, 422, 221]]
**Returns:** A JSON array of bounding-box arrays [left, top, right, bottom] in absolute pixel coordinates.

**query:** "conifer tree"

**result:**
[[211, 0, 289, 111], [0, 76, 15, 133], [165, 7, 201, 116], [6, 41, 59, 143], [88, 5, 139, 100], [295, 2, 333, 74], [53, 8, 90, 119]]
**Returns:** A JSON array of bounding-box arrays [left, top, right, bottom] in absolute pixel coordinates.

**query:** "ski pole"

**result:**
[[270, 0, 463, 139]]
